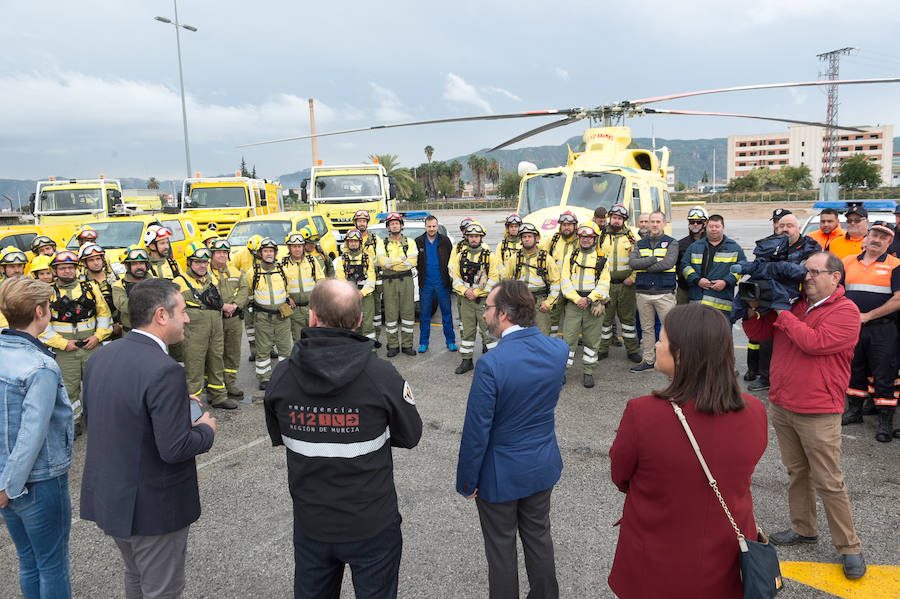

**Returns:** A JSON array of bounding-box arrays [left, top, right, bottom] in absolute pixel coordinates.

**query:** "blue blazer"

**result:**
[[456, 326, 567, 503], [79, 331, 214, 538]]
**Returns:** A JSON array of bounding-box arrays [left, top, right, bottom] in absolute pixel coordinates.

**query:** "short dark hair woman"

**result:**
[[608, 303, 768, 598], [0, 276, 74, 598]]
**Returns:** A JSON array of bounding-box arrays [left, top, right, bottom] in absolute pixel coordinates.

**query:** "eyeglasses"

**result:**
[[688, 220, 705, 225], [846, 218, 864, 224], [482, 303, 496, 313], [806, 269, 835, 277]]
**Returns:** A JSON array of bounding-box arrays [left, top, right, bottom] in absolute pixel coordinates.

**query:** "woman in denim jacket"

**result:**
[[0, 276, 74, 599]]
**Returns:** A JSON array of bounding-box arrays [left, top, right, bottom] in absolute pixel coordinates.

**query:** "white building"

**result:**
[[727, 124, 893, 187]]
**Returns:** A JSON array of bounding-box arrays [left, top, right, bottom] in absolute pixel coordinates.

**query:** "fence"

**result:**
[[673, 187, 900, 204]]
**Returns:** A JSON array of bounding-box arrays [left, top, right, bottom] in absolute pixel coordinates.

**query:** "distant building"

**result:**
[[727, 124, 894, 187], [665, 165, 676, 192], [893, 152, 900, 187]]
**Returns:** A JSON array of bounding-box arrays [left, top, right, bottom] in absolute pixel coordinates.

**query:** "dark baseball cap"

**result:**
[[869, 221, 895, 237], [770, 208, 792, 221], [844, 202, 868, 218]]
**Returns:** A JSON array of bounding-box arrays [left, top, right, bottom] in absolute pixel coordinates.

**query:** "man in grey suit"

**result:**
[[80, 278, 217, 598]]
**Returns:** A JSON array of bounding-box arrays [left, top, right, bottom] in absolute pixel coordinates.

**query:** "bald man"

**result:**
[[264, 279, 422, 598]]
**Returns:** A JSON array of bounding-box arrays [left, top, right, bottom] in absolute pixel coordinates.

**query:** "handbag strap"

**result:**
[[672, 402, 749, 551]]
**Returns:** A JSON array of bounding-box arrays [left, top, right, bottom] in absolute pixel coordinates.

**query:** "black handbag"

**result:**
[[672, 403, 783, 598]]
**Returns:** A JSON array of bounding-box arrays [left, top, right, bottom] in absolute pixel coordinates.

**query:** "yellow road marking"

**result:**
[[781, 561, 900, 598]]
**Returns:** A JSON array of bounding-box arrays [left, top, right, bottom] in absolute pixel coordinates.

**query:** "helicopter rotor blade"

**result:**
[[237, 109, 580, 148], [631, 78, 900, 106], [488, 115, 585, 152], [642, 108, 867, 132]]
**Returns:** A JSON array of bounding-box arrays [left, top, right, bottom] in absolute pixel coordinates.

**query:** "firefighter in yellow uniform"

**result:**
[[40, 250, 112, 433], [79, 243, 120, 341], [111, 247, 152, 332], [209, 238, 250, 401], [377, 212, 418, 356], [251, 237, 293, 390], [353, 210, 384, 345], [501, 222, 561, 336], [447, 217, 476, 274], [1, 246, 28, 280], [29, 255, 55, 283], [300, 226, 335, 278], [144, 224, 184, 359], [542, 210, 580, 336], [561, 226, 611, 388], [335, 229, 377, 341], [450, 222, 500, 375], [25, 236, 57, 275], [234, 235, 262, 361], [497, 213, 523, 267], [596, 203, 641, 362], [283, 232, 324, 343], [174, 243, 234, 409]]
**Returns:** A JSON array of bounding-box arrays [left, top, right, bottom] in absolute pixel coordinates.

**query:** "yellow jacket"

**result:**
[[335, 249, 376, 296], [542, 232, 579, 270], [497, 235, 522, 266], [231, 247, 256, 274], [283, 255, 323, 303], [598, 227, 637, 282], [378, 235, 417, 273], [561, 248, 611, 304], [250, 262, 290, 310], [500, 248, 561, 308], [210, 263, 250, 310], [449, 243, 500, 299], [41, 279, 112, 349]]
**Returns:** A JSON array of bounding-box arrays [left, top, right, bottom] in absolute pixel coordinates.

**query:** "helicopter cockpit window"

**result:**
[[520, 173, 566, 214], [566, 172, 626, 212], [650, 187, 661, 213]]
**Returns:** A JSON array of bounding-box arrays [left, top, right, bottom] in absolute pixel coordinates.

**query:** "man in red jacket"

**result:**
[[742, 251, 866, 580]]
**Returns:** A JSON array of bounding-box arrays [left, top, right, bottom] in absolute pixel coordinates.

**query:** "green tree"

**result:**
[[240, 157, 251, 178], [146, 177, 160, 190], [424, 145, 434, 164], [498, 171, 522, 199], [407, 180, 427, 203], [436, 175, 455, 199], [467, 154, 490, 198], [449, 159, 462, 196], [726, 167, 776, 192], [775, 164, 812, 191], [368, 153, 414, 199], [251, 165, 257, 179], [675, 182, 686, 192], [838, 154, 882, 189]]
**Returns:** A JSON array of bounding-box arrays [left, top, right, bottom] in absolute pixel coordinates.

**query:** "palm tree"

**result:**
[[147, 177, 160, 190], [424, 145, 434, 164], [368, 153, 414, 200], [449, 160, 462, 198], [468, 155, 491, 198]]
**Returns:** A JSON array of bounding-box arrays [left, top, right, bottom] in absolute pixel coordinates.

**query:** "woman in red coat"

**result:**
[[608, 303, 768, 599]]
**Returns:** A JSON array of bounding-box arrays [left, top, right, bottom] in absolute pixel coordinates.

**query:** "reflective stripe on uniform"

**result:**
[[281, 426, 390, 459]]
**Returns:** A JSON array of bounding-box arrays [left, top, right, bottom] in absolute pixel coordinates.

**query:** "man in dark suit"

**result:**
[[80, 278, 216, 598], [415, 215, 457, 353], [456, 279, 568, 599]]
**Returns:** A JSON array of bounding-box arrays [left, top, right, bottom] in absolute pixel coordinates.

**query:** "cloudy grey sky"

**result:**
[[2, 0, 899, 180]]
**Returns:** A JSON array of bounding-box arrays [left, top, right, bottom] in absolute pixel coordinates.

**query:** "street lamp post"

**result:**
[[154, 0, 198, 180]]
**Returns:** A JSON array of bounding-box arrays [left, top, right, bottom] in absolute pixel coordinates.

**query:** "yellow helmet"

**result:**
[[0, 246, 28, 265], [299, 226, 319, 243], [200, 229, 220, 245], [247, 234, 263, 252], [29, 254, 53, 273], [185, 242, 211, 262]]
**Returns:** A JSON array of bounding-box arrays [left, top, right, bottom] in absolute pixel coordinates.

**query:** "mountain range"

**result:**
[[3, 136, 898, 210]]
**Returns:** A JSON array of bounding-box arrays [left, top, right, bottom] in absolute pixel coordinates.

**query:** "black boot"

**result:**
[[744, 342, 760, 381], [875, 408, 894, 443], [455, 358, 474, 375], [842, 396, 864, 425], [862, 397, 877, 416]]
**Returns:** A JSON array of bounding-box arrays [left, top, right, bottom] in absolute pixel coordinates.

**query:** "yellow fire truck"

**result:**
[[301, 162, 397, 237], [180, 175, 283, 236], [30, 177, 127, 225]]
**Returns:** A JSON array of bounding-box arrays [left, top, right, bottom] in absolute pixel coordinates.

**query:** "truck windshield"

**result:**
[[566, 172, 626, 211], [520, 173, 566, 214], [227, 220, 292, 246], [314, 174, 381, 202], [40, 188, 103, 212], [187, 186, 248, 209], [65, 221, 144, 250]]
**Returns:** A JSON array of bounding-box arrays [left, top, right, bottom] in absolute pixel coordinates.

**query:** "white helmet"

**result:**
[[687, 206, 709, 221]]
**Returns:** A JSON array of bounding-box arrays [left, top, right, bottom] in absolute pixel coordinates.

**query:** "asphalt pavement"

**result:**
[[2, 210, 898, 598]]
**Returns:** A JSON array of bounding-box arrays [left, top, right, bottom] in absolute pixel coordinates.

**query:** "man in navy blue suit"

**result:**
[[456, 279, 567, 599]]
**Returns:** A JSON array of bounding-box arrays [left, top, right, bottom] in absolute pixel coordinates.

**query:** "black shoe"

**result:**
[[401, 347, 416, 356], [842, 396, 864, 425], [597, 352, 609, 361], [270, 350, 278, 360], [842, 553, 866, 580], [862, 397, 877, 415], [875, 409, 894, 443], [583, 374, 594, 388], [455, 358, 474, 375], [748, 378, 770, 392], [373, 340, 382, 349], [248, 353, 256, 362], [562, 374, 567, 385], [743, 370, 759, 381], [627, 352, 642, 364], [769, 529, 818, 546], [386, 347, 399, 357], [74, 421, 85, 438], [212, 398, 239, 410], [258, 381, 268, 391], [227, 389, 244, 400], [630, 362, 654, 373], [482, 343, 488, 354]]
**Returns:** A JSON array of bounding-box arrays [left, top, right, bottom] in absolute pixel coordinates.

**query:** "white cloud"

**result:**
[[554, 67, 569, 81], [369, 82, 412, 122], [443, 73, 492, 113], [482, 86, 522, 102]]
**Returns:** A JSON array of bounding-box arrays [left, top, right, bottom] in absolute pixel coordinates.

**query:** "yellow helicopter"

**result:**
[[240, 77, 899, 232]]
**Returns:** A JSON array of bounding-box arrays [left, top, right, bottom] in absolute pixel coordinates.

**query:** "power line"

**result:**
[[817, 47, 857, 184]]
